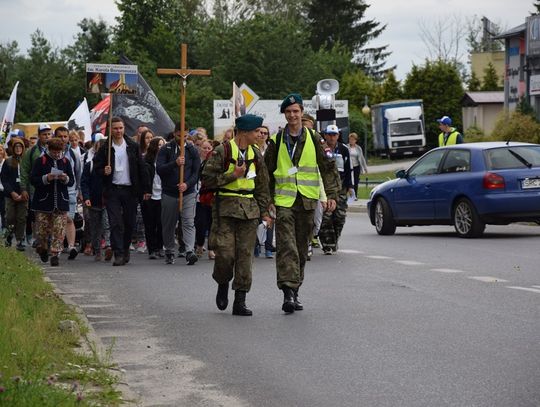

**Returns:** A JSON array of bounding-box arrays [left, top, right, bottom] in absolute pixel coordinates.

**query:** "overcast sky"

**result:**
[[1, 0, 533, 82]]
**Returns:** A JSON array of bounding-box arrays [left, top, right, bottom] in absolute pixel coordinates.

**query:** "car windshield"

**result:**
[[485, 146, 540, 170], [389, 121, 422, 137]]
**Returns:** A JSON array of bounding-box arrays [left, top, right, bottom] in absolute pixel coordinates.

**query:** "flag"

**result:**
[[67, 98, 92, 142], [90, 95, 111, 137], [113, 55, 174, 137], [1, 81, 19, 146]]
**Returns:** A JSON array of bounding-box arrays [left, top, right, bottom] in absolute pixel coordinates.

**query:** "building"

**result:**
[[462, 91, 504, 136], [470, 51, 505, 88]]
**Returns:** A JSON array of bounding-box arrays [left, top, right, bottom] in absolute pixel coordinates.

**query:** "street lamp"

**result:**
[[361, 95, 370, 162]]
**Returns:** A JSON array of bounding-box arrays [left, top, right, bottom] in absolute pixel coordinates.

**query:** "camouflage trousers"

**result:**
[[212, 216, 258, 292], [275, 203, 314, 290], [35, 211, 67, 254], [319, 191, 348, 251]]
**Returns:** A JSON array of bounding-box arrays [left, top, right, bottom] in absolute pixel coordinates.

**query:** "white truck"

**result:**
[[371, 99, 427, 158]]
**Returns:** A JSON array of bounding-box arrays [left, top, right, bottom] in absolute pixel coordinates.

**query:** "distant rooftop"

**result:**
[[462, 91, 504, 106], [494, 23, 526, 39]]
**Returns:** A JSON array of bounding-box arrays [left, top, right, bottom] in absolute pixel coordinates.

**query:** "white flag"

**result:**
[[1, 81, 19, 147], [67, 98, 92, 142]]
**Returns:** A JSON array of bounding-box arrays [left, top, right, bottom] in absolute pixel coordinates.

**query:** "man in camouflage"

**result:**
[[318, 124, 354, 254], [265, 93, 340, 314], [202, 114, 272, 316]]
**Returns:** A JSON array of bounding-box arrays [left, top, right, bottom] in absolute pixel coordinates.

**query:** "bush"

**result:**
[[491, 111, 540, 143], [464, 125, 485, 142]]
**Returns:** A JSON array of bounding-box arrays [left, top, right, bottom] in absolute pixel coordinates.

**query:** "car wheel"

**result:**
[[453, 198, 485, 238], [374, 198, 396, 235]]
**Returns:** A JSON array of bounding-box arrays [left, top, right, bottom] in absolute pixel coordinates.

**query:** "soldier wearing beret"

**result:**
[[265, 93, 340, 313], [202, 114, 272, 316]]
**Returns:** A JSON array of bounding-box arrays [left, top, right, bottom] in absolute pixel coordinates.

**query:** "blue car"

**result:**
[[367, 142, 540, 237]]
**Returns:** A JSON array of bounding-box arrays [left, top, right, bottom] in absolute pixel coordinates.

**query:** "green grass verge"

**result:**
[[0, 248, 123, 406], [356, 170, 400, 199]]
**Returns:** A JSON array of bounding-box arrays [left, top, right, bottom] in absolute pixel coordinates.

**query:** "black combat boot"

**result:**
[[232, 290, 252, 316], [216, 283, 229, 311], [282, 287, 295, 314], [293, 289, 303, 311]]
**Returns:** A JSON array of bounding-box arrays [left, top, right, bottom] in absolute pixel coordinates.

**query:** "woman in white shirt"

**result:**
[[346, 132, 368, 200]]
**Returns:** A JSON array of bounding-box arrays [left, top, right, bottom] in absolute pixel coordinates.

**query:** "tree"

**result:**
[[306, 0, 391, 79], [0, 41, 22, 99], [419, 15, 466, 64], [338, 69, 376, 108], [403, 60, 464, 146], [15, 31, 83, 122], [532, 1, 540, 14], [481, 62, 501, 90], [372, 70, 402, 103], [467, 71, 481, 91]]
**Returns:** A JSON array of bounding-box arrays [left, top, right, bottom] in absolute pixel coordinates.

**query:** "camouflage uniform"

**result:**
[[319, 142, 353, 252], [265, 128, 340, 290], [202, 143, 270, 292]]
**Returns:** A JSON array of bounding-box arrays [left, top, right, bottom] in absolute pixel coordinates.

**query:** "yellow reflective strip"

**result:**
[[296, 180, 320, 187], [275, 188, 297, 197], [297, 166, 318, 173]]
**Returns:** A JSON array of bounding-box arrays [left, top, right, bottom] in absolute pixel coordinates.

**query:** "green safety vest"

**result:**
[[439, 130, 460, 147], [272, 128, 320, 208], [219, 139, 256, 198]]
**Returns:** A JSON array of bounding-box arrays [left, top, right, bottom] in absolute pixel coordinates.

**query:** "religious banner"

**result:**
[[67, 98, 92, 142], [90, 95, 111, 136], [115, 55, 175, 138], [86, 63, 138, 95], [1, 81, 19, 146]]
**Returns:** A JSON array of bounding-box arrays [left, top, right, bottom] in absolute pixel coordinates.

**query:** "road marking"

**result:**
[[365, 255, 393, 260], [394, 260, 425, 266], [533, 286, 540, 289], [431, 268, 465, 273], [507, 286, 540, 294], [468, 276, 508, 283], [339, 249, 363, 254]]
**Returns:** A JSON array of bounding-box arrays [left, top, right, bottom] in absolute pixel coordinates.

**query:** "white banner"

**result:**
[[68, 98, 92, 142], [1, 81, 19, 146], [214, 99, 348, 140]]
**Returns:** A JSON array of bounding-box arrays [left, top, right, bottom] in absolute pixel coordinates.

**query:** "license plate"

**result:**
[[522, 177, 540, 189]]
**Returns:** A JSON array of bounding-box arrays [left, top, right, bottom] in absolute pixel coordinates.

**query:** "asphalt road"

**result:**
[[43, 215, 540, 407]]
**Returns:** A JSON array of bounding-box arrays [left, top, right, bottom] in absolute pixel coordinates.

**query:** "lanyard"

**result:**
[[285, 128, 300, 160]]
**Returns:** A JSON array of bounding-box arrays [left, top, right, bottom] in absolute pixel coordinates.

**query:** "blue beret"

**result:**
[[280, 93, 303, 113], [235, 114, 264, 131]]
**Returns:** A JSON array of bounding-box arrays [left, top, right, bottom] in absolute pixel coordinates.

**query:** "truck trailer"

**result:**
[[371, 99, 427, 158]]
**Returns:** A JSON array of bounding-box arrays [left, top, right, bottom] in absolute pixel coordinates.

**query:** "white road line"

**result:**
[[394, 260, 425, 266], [467, 276, 509, 283], [339, 249, 363, 254], [365, 255, 393, 260], [431, 268, 466, 273], [507, 286, 540, 294]]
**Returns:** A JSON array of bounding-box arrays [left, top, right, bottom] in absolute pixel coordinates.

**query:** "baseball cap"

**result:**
[[9, 129, 25, 138], [324, 124, 340, 134], [38, 123, 52, 133], [436, 116, 452, 126]]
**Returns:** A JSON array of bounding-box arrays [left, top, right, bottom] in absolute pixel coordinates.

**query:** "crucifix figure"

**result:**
[[157, 43, 211, 210]]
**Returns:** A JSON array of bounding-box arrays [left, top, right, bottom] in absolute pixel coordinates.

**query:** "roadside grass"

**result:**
[[0, 248, 123, 406], [356, 170, 400, 199]]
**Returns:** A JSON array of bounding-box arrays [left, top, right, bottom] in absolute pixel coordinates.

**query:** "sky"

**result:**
[[0, 0, 534, 81]]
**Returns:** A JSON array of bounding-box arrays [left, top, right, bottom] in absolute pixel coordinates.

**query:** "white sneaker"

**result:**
[[136, 241, 146, 253]]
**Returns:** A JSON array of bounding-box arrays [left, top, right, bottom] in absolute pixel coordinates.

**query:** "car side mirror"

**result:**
[[396, 169, 407, 179]]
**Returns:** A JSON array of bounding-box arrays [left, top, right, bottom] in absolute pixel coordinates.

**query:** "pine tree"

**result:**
[[306, 0, 391, 80], [467, 71, 481, 91], [481, 62, 501, 91]]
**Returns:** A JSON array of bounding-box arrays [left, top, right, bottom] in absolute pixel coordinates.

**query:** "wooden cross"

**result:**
[[157, 43, 211, 210]]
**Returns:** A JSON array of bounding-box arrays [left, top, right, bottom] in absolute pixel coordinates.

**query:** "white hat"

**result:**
[[38, 123, 52, 133], [324, 124, 340, 134], [92, 132, 105, 142]]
